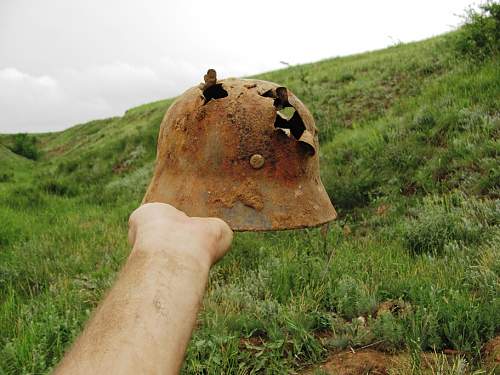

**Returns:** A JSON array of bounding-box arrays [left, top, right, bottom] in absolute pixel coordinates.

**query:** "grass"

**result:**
[[0, 27, 499, 374]]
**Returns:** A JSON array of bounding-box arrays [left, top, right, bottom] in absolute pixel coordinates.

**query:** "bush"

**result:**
[[0, 173, 12, 183], [40, 178, 78, 197], [57, 160, 79, 174], [454, 1, 500, 61], [10, 133, 40, 160], [403, 193, 498, 255], [372, 313, 405, 352], [411, 108, 436, 129], [327, 276, 377, 319]]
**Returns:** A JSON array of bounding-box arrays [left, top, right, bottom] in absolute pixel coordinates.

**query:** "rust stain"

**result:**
[[208, 179, 264, 211]]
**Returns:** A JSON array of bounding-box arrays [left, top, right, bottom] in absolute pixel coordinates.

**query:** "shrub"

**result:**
[[10, 134, 40, 160], [40, 178, 78, 197], [403, 193, 497, 255], [337, 72, 355, 83], [327, 276, 377, 319], [57, 160, 79, 174], [412, 108, 436, 129], [405, 306, 443, 351], [0, 173, 12, 183], [372, 313, 405, 352], [454, 1, 500, 61], [439, 291, 497, 351]]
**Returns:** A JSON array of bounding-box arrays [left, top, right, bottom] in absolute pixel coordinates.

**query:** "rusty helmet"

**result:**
[[143, 69, 336, 231]]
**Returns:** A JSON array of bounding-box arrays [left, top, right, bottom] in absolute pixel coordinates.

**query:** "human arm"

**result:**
[[54, 203, 233, 374]]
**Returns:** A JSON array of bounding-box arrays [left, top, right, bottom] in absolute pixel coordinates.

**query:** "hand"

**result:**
[[128, 203, 233, 269]]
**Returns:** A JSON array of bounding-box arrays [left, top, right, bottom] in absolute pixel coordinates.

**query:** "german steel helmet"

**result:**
[[143, 70, 336, 231]]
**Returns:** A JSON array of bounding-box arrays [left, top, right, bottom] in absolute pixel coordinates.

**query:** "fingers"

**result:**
[[204, 217, 233, 264], [128, 203, 234, 266], [129, 203, 186, 226], [128, 203, 185, 247], [128, 225, 137, 247]]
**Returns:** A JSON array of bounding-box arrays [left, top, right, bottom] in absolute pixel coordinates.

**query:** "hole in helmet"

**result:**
[[260, 87, 291, 110], [275, 110, 306, 139], [203, 83, 228, 104], [260, 89, 275, 98], [260, 87, 306, 140], [278, 107, 295, 119]]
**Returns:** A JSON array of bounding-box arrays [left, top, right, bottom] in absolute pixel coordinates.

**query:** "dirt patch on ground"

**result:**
[[483, 336, 500, 368], [323, 350, 398, 374], [301, 347, 498, 375], [302, 349, 403, 375], [375, 299, 411, 318]]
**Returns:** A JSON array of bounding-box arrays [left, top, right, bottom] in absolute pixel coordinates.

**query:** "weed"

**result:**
[[327, 276, 377, 319]]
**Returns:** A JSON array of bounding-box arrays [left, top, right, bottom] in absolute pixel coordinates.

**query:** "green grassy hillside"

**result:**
[[0, 23, 499, 374]]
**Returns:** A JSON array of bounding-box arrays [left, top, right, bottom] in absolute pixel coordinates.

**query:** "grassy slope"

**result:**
[[0, 34, 499, 374]]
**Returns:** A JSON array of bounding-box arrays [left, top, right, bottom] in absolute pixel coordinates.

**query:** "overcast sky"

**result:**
[[0, 0, 477, 133]]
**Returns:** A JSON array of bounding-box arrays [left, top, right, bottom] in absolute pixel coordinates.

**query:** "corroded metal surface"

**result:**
[[143, 71, 337, 231]]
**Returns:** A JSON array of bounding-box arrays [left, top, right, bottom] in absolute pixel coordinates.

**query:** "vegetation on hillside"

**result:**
[[0, 5, 498, 374], [6, 134, 40, 161], [454, 1, 500, 60]]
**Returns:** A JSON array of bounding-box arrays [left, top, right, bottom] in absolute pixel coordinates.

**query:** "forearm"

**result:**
[[55, 247, 210, 374]]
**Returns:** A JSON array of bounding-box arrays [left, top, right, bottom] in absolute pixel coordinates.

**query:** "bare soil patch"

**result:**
[[302, 349, 403, 375], [483, 336, 500, 369]]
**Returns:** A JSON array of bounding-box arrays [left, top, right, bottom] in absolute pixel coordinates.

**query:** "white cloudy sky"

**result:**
[[0, 0, 477, 133]]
